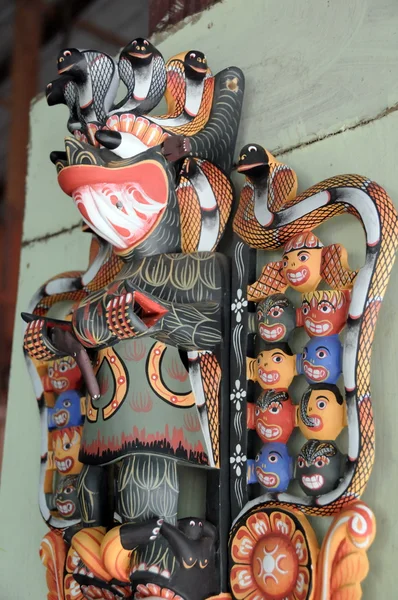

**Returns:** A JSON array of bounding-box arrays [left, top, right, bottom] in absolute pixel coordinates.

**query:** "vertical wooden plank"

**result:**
[[0, 0, 42, 433]]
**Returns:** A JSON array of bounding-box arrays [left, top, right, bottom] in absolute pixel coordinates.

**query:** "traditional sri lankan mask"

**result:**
[[296, 440, 344, 496], [282, 231, 323, 293], [256, 343, 297, 390], [247, 442, 293, 492], [253, 390, 296, 443], [298, 289, 350, 337], [297, 384, 347, 440], [48, 390, 84, 430], [256, 294, 296, 343], [55, 475, 80, 519], [52, 426, 83, 475], [297, 334, 342, 385], [47, 356, 82, 393]]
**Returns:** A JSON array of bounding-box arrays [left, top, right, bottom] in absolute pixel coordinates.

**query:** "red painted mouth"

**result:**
[[259, 323, 286, 342], [128, 51, 152, 59], [303, 361, 329, 382], [258, 367, 280, 386], [302, 474, 324, 490], [55, 456, 75, 473], [308, 415, 323, 431], [50, 377, 68, 391], [56, 499, 76, 517], [236, 162, 267, 172], [256, 421, 282, 441], [255, 468, 280, 488], [304, 318, 333, 336], [285, 267, 310, 286], [190, 65, 207, 74], [53, 409, 70, 427]]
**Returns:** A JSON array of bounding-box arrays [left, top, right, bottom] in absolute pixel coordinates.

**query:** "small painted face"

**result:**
[[282, 231, 324, 293], [48, 356, 82, 393], [236, 144, 270, 180], [255, 390, 296, 443], [48, 390, 83, 430], [298, 335, 342, 385], [300, 290, 349, 337], [55, 475, 80, 519], [184, 50, 208, 79], [256, 294, 296, 343], [296, 440, 343, 496], [297, 385, 346, 440], [178, 517, 205, 541], [257, 345, 296, 390], [124, 38, 154, 65], [52, 426, 83, 476], [57, 48, 82, 75], [254, 443, 293, 492]]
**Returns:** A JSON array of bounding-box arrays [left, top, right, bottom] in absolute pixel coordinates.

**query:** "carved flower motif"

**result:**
[[230, 443, 247, 477], [232, 289, 248, 323], [230, 509, 316, 600], [230, 379, 247, 410]]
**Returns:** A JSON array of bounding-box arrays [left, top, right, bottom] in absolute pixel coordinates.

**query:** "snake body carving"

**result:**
[[233, 171, 398, 517]]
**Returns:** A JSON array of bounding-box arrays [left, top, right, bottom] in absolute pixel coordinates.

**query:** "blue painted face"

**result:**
[[253, 442, 293, 492], [48, 390, 83, 430], [297, 334, 342, 385]]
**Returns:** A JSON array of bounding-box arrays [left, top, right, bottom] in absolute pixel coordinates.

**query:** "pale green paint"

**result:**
[[1, 0, 398, 597]]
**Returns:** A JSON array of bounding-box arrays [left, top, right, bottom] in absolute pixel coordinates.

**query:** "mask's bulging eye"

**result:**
[[268, 454, 278, 463], [297, 457, 305, 468], [189, 53, 196, 59], [316, 349, 328, 359], [316, 399, 327, 410], [248, 145, 257, 152], [302, 303, 310, 316], [189, 520, 195, 526], [64, 50, 71, 57]]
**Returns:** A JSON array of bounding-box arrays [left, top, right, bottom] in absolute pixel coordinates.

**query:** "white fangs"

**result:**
[[260, 325, 283, 340], [302, 474, 324, 490], [286, 269, 308, 283], [55, 458, 73, 473], [305, 319, 330, 334], [54, 411, 68, 426], [56, 501, 74, 515], [256, 471, 277, 487], [311, 417, 321, 427], [303, 363, 326, 381], [50, 379, 67, 390], [259, 371, 279, 384], [257, 422, 280, 440]]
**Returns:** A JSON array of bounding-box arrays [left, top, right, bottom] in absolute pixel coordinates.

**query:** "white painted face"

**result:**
[[73, 181, 167, 249]]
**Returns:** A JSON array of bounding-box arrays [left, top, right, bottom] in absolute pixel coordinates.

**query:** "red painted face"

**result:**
[[300, 290, 349, 337], [254, 391, 296, 444], [48, 357, 82, 392]]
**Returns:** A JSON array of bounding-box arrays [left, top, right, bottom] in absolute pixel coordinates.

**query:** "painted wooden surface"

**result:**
[[1, 0, 398, 597]]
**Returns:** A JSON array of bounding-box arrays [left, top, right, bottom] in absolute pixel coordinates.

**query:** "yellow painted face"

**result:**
[[256, 348, 297, 390], [53, 426, 83, 475], [282, 248, 323, 293], [297, 387, 346, 440]]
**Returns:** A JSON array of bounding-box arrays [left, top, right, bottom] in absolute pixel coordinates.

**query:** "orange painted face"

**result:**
[[297, 385, 346, 440], [256, 345, 297, 390], [282, 231, 323, 293], [52, 426, 83, 475]]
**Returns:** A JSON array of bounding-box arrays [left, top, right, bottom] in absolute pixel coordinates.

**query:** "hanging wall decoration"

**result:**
[[23, 34, 397, 600]]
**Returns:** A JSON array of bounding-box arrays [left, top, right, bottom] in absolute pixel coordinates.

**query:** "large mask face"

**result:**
[[48, 356, 82, 393], [282, 231, 323, 293], [298, 334, 342, 385], [55, 475, 80, 519], [296, 440, 344, 496], [254, 443, 293, 492], [255, 390, 296, 443], [299, 290, 349, 337], [48, 390, 84, 430], [297, 385, 346, 440], [256, 344, 296, 390], [52, 426, 83, 475], [256, 294, 296, 343]]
